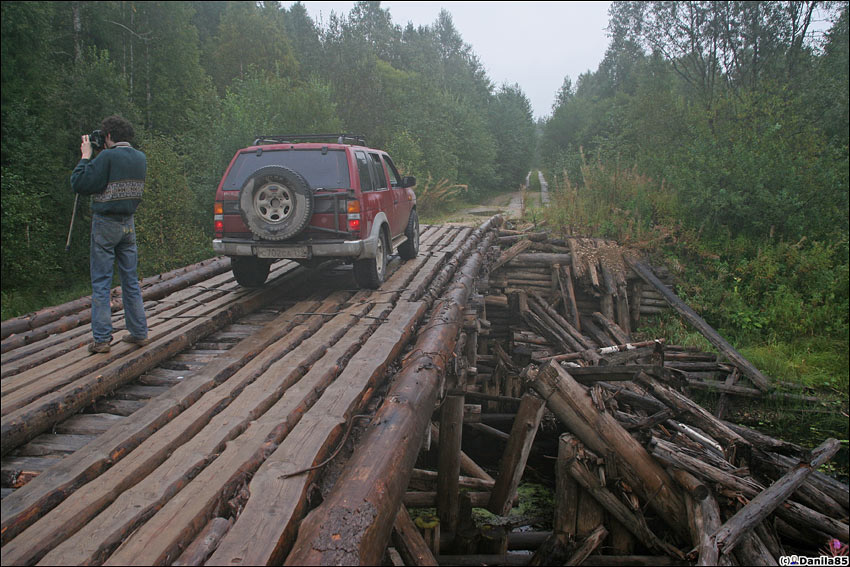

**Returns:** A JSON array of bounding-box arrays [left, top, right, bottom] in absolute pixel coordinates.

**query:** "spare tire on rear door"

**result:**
[[239, 165, 313, 241]]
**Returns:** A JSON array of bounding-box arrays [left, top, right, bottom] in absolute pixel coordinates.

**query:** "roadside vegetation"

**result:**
[[536, 2, 848, 450]]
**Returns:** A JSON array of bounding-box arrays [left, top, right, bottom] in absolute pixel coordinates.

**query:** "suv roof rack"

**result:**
[[253, 133, 367, 146]]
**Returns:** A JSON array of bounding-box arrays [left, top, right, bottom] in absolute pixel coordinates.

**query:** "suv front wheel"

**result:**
[[353, 230, 388, 289], [398, 209, 419, 260]]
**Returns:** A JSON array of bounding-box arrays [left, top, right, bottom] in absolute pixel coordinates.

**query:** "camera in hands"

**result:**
[[89, 129, 106, 151]]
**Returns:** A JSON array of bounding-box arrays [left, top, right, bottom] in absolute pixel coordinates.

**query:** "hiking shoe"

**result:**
[[122, 335, 150, 346], [88, 341, 111, 354]]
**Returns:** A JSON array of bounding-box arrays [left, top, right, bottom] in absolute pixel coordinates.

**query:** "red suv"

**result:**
[[213, 134, 419, 289]]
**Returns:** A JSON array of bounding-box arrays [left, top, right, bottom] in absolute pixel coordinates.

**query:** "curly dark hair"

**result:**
[[100, 115, 135, 143]]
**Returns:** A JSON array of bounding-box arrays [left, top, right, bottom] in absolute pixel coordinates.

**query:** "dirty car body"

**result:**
[[213, 134, 419, 289]]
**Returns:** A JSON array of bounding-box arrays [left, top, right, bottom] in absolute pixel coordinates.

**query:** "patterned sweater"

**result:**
[[71, 142, 146, 216]]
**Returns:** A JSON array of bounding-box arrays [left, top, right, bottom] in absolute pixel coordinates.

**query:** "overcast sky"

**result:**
[[282, 1, 613, 120]]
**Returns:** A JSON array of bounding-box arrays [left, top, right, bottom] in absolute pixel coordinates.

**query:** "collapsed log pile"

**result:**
[[390, 229, 848, 566]]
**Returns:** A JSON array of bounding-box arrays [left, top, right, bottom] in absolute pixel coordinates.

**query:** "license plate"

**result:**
[[256, 246, 309, 259]]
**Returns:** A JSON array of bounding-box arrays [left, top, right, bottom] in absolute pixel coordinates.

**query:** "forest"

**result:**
[[1, 1, 848, 383]]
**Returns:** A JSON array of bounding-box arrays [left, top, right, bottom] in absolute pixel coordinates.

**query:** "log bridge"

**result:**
[[2, 219, 847, 566]]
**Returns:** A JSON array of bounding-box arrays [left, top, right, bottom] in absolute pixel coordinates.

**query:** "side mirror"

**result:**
[[402, 176, 416, 188]]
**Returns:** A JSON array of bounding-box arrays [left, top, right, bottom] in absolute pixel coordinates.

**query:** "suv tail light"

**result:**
[[214, 201, 224, 238], [347, 199, 361, 233]]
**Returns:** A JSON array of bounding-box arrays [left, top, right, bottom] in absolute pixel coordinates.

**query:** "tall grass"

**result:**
[[544, 153, 679, 244], [414, 175, 468, 218]]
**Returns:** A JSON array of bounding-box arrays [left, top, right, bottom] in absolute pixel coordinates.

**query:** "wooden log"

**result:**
[[599, 263, 617, 321], [562, 436, 685, 558], [431, 422, 495, 483], [615, 281, 631, 337], [167, 299, 427, 567], [497, 232, 548, 245], [629, 280, 643, 329], [410, 469, 495, 491], [592, 312, 630, 345], [671, 469, 726, 565], [686, 379, 820, 403], [627, 258, 772, 391], [711, 438, 842, 556], [403, 491, 491, 508], [487, 394, 546, 516], [508, 531, 551, 550], [732, 532, 778, 566], [555, 434, 580, 539], [527, 532, 570, 566], [284, 221, 500, 567], [580, 315, 616, 348], [635, 372, 751, 465], [762, 451, 849, 511], [438, 395, 465, 534], [530, 362, 689, 542], [529, 291, 593, 350], [172, 517, 232, 566], [560, 265, 581, 332], [467, 422, 509, 443], [565, 525, 608, 566], [650, 437, 850, 542], [392, 506, 439, 567], [505, 253, 572, 267], [527, 299, 586, 354], [669, 469, 709, 502]]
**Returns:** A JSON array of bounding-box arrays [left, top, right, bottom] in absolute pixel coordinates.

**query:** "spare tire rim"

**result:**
[[254, 182, 293, 223]]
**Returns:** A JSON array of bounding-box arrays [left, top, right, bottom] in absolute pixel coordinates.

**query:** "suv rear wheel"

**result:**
[[353, 230, 388, 289], [398, 209, 419, 260], [239, 166, 313, 241], [232, 257, 272, 287]]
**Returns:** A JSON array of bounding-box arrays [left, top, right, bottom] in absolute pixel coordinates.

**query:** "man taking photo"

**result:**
[[71, 115, 149, 354]]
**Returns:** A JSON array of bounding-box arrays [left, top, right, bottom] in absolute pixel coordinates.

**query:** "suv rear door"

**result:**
[[355, 150, 396, 238], [382, 154, 412, 235]]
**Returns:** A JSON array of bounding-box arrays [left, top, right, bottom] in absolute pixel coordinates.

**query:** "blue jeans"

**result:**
[[90, 214, 148, 343]]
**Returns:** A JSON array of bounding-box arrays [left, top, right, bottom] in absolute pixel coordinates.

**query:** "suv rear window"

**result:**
[[222, 149, 351, 191]]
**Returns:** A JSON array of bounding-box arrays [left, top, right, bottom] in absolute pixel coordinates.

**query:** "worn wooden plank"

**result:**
[[487, 394, 546, 516], [1, 455, 65, 488], [202, 300, 426, 567], [392, 506, 440, 567], [53, 414, 125, 436], [32, 300, 370, 566], [172, 517, 232, 566], [89, 399, 145, 417], [11, 434, 95, 457], [438, 394, 465, 534], [0, 296, 330, 555]]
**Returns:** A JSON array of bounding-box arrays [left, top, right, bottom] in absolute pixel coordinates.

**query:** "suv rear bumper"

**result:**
[[213, 235, 379, 260]]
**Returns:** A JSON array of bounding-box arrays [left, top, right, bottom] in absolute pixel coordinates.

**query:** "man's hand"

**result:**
[[81, 135, 93, 160]]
